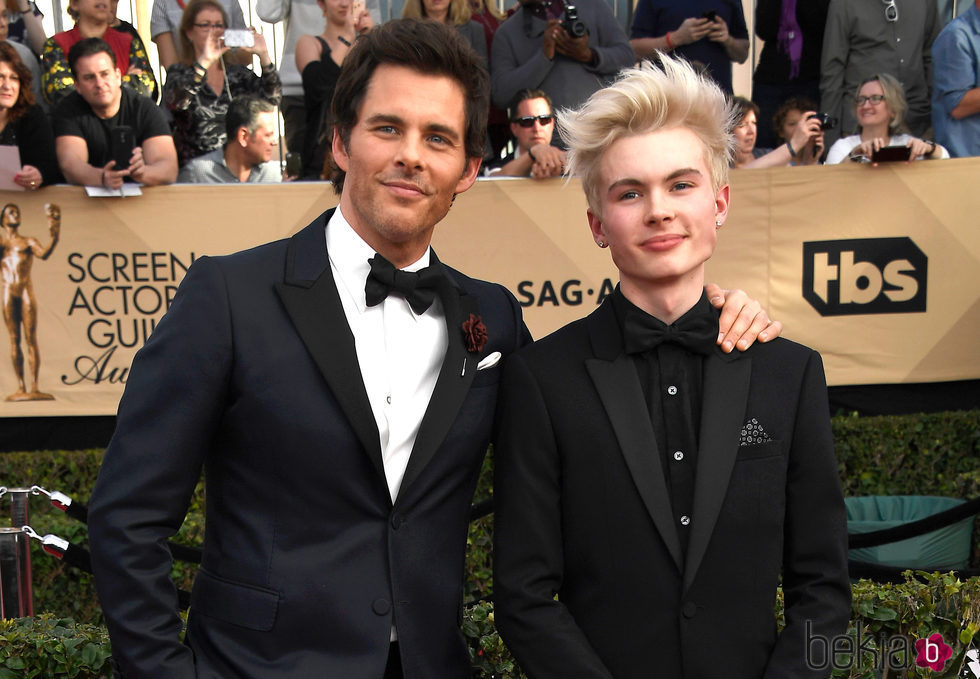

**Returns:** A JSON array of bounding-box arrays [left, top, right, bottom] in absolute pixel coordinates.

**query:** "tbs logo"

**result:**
[[802, 238, 927, 316]]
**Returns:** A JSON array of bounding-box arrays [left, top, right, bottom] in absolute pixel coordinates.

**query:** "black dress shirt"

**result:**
[[612, 288, 719, 557]]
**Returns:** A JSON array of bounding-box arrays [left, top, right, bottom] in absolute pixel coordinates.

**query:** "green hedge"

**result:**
[[1, 409, 978, 677], [834, 410, 980, 497], [0, 615, 110, 679]]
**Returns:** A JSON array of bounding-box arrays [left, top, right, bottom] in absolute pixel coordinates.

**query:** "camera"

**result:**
[[560, 0, 587, 38], [222, 29, 255, 48], [808, 112, 838, 131]]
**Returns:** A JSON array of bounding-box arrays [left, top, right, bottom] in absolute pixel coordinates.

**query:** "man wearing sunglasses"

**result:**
[[485, 89, 567, 179], [820, 0, 939, 147]]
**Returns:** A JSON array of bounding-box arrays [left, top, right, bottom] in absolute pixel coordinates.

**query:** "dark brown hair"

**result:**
[[0, 43, 35, 122], [771, 96, 816, 141], [67, 37, 117, 77], [731, 95, 759, 122], [510, 88, 552, 120], [327, 18, 489, 192]]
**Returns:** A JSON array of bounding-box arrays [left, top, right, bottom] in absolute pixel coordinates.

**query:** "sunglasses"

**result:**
[[512, 114, 554, 127], [881, 0, 898, 22]]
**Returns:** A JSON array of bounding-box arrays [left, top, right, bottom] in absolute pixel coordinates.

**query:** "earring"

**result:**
[[715, 220, 722, 227], [597, 240, 607, 248]]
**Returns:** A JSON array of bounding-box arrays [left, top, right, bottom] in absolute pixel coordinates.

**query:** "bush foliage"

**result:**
[[1, 409, 978, 677]]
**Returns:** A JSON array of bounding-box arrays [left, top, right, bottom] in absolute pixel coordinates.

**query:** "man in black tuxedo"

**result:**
[[87, 19, 531, 679], [88, 20, 781, 679], [494, 55, 851, 679]]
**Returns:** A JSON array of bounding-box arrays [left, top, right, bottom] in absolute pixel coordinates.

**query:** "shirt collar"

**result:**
[[325, 207, 432, 316]]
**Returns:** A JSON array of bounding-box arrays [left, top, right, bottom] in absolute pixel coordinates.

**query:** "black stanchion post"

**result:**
[[4, 488, 33, 617]]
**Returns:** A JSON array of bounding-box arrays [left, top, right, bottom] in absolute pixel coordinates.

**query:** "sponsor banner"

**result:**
[[0, 159, 977, 416]]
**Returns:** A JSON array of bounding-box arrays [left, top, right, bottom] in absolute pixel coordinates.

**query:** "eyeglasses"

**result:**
[[881, 0, 898, 22], [512, 114, 554, 127], [855, 94, 886, 105], [193, 22, 225, 29]]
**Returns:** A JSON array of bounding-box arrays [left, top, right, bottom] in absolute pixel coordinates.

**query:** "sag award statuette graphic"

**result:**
[[0, 202, 60, 401]]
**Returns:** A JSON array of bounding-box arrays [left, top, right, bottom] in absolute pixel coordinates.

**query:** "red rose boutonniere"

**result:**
[[462, 314, 488, 354]]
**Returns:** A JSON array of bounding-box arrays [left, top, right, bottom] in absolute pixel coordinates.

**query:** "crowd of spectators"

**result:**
[[3, 0, 978, 193], [162, 0, 280, 166]]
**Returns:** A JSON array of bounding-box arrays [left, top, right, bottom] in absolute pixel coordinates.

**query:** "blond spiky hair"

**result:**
[[558, 54, 737, 215]]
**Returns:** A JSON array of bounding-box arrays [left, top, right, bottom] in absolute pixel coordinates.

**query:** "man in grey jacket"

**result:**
[[491, 0, 634, 123]]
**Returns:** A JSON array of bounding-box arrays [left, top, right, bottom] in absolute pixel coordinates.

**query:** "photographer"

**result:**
[[630, 1, 748, 95], [490, 0, 634, 116], [732, 96, 825, 168], [825, 74, 948, 164], [163, 0, 281, 167]]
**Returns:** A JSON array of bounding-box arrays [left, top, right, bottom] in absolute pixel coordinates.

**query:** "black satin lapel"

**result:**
[[398, 288, 479, 500], [586, 354, 684, 573], [273, 229, 384, 481], [683, 351, 752, 592]]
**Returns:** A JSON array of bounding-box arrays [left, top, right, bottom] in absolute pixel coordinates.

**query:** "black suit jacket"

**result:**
[[87, 210, 530, 679], [493, 297, 850, 679]]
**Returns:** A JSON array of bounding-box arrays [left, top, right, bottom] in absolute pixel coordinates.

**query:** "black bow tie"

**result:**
[[364, 254, 445, 315], [623, 307, 718, 356]]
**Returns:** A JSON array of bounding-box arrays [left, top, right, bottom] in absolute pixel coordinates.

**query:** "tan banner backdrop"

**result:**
[[1, 158, 977, 416]]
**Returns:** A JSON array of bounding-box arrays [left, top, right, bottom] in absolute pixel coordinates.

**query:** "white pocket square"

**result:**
[[476, 351, 501, 371]]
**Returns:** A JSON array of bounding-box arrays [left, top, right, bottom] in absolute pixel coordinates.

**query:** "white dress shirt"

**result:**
[[325, 208, 448, 504]]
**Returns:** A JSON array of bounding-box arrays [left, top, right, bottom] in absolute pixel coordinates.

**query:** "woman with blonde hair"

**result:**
[[164, 0, 281, 166], [825, 73, 948, 164], [401, 0, 487, 64]]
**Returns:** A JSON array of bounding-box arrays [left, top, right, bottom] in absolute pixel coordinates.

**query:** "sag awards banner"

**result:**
[[0, 157, 977, 417]]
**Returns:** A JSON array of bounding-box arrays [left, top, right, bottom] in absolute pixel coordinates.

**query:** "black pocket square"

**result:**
[[739, 418, 772, 446]]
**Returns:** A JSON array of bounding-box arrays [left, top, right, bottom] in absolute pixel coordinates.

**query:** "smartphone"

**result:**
[[701, 9, 717, 21], [223, 29, 255, 48], [870, 145, 912, 163], [109, 125, 135, 170]]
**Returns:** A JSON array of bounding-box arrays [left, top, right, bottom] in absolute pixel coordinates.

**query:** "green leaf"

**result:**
[[869, 606, 899, 621]]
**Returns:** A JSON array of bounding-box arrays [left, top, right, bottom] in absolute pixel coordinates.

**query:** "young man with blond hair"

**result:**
[[494, 55, 851, 679]]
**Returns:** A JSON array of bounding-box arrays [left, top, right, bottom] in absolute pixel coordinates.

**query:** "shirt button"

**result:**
[[673, 450, 684, 461], [386, 395, 392, 404], [667, 385, 678, 396], [680, 515, 691, 526]]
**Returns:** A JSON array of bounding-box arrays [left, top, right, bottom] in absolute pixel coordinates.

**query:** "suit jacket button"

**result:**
[[391, 513, 404, 529], [373, 598, 391, 615], [682, 602, 697, 619]]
